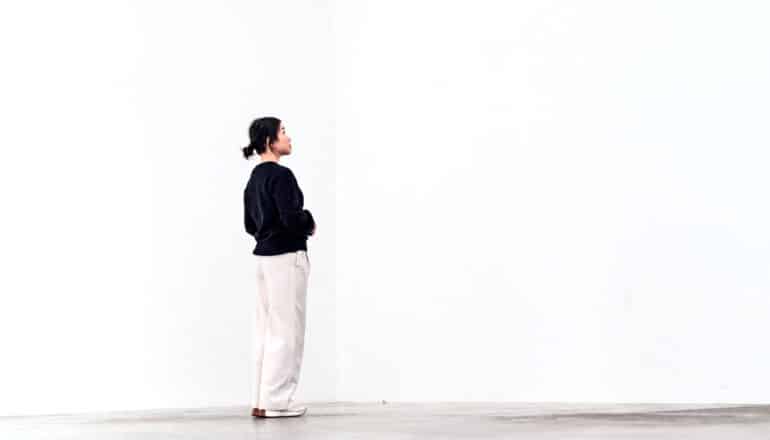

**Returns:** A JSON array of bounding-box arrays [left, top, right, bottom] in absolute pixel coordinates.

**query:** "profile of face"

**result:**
[[267, 123, 292, 156]]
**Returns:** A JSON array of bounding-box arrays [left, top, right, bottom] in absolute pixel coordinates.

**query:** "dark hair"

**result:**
[[241, 116, 281, 159]]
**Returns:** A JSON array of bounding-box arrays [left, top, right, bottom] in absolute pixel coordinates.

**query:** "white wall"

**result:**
[[2, 0, 769, 417], [334, 0, 770, 403], [0, 0, 335, 416]]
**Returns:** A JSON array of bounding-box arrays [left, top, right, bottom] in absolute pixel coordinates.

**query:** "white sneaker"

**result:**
[[262, 405, 307, 418]]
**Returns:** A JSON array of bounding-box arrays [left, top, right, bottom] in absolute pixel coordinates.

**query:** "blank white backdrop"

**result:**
[[334, 0, 770, 403], [1, 0, 769, 417]]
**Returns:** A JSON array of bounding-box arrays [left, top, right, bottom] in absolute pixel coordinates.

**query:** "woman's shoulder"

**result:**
[[253, 161, 291, 173], [272, 162, 295, 176]]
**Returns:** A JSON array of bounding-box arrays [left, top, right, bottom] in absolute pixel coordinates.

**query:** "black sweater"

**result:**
[[243, 161, 315, 256]]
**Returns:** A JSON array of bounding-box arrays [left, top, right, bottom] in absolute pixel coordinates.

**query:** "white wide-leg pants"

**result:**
[[251, 250, 310, 410]]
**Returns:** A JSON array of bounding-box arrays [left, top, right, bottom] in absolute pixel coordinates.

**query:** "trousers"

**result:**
[[251, 250, 310, 410]]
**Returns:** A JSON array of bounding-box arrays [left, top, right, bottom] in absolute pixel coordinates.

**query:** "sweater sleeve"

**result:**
[[272, 169, 315, 236]]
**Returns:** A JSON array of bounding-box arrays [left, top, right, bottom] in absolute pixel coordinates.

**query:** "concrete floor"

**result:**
[[2, 402, 770, 439]]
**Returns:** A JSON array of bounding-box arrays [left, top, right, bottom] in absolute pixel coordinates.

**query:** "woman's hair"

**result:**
[[242, 116, 281, 159]]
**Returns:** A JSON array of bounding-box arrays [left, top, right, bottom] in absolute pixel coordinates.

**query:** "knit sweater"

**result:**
[[243, 161, 315, 256]]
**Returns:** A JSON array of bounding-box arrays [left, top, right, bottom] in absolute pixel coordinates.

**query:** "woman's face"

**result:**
[[269, 123, 292, 156]]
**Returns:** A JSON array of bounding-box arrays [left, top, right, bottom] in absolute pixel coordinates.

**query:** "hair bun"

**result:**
[[242, 144, 255, 159]]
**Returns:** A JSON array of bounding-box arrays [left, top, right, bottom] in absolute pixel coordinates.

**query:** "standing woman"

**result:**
[[242, 117, 315, 418]]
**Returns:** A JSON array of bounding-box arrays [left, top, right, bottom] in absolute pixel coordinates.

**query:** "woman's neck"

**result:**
[[259, 152, 280, 163]]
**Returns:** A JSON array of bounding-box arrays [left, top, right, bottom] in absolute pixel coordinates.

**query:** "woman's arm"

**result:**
[[272, 169, 315, 236]]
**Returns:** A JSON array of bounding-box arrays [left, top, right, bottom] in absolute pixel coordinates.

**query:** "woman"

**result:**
[[242, 117, 315, 418]]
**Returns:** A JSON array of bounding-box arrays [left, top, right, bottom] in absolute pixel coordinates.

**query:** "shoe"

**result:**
[[251, 408, 265, 417], [261, 405, 307, 418]]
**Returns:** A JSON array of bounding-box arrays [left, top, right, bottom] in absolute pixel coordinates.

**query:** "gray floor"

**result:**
[[2, 402, 770, 439]]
